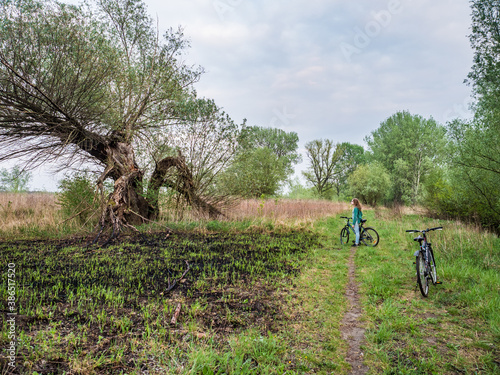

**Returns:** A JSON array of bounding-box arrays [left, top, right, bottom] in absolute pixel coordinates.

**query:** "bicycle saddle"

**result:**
[[361, 219, 367, 223], [413, 235, 424, 243]]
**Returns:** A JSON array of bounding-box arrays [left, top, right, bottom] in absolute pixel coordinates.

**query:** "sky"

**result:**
[[2, 0, 475, 191]]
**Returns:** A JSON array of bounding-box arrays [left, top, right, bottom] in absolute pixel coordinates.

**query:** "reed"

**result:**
[[0, 192, 61, 238], [0, 193, 350, 237], [225, 198, 349, 222]]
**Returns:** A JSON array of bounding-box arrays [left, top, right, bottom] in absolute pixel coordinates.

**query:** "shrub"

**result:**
[[57, 172, 101, 226], [348, 162, 392, 206]]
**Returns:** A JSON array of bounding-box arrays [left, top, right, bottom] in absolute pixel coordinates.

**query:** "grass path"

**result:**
[[281, 216, 360, 374], [340, 245, 369, 375]]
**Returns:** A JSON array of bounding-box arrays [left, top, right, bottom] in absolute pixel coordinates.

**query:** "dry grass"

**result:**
[[373, 204, 428, 220], [225, 198, 350, 222], [158, 198, 351, 226], [0, 193, 351, 238], [0, 192, 60, 238]]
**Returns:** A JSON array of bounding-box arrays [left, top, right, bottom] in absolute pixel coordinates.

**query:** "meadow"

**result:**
[[0, 193, 498, 374]]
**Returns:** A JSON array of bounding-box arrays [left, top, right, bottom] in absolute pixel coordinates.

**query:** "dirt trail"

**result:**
[[340, 245, 368, 375]]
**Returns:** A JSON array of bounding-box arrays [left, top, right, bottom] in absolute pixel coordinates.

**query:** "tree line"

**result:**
[[0, 0, 498, 233]]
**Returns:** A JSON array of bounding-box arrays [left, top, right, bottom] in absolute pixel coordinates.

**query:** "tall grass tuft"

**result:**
[[0, 193, 60, 238]]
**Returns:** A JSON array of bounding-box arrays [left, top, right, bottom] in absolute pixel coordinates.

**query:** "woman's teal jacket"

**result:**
[[352, 207, 362, 225]]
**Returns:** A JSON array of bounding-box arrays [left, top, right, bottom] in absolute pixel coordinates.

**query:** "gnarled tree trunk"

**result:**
[[96, 143, 221, 241], [149, 152, 222, 220], [97, 142, 153, 233]]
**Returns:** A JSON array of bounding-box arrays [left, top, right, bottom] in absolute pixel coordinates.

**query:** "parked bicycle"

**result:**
[[340, 216, 379, 247], [406, 227, 443, 297]]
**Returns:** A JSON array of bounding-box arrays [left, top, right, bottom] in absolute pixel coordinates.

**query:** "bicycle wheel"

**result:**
[[361, 227, 379, 247], [416, 252, 429, 297], [340, 227, 349, 245], [428, 247, 437, 285]]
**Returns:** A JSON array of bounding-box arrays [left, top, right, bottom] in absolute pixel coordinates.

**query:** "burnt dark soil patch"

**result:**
[[0, 229, 321, 374]]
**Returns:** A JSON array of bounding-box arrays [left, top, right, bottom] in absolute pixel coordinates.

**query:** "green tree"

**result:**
[[432, 0, 500, 232], [467, 0, 500, 122], [365, 111, 446, 204], [239, 126, 301, 178], [461, 0, 500, 181], [348, 163, 391, 206], [0, 0, 232, 233], [218, 148, 288, 198], [331, 142, 365, 197], [302, 139, 343, 198], [445, 119, 500, 231], [0, 165, 32, 192], [218, 126, 300, 197]]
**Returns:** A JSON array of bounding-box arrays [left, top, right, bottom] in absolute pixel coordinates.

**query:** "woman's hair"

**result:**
[[352, 198, 362, 210]]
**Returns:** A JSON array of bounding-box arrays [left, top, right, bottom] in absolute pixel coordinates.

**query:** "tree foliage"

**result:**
[[218, 126, 299, 198], [440, 118, 500, 232], [365, 111, 446, 204], [468, 0, 500, 119], [218, 148, 288, 198], [239, 126, 301, 177], [463, 0, 500, 180], [426, 0, 500, 232], [331, 142, 365, 197], [0, 165, 31, 192], [348, 162, 391, 206]]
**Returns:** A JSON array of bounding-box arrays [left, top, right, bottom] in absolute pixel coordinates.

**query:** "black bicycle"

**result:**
[[340, 216, 379, 247], [406, 227, 443, 297]]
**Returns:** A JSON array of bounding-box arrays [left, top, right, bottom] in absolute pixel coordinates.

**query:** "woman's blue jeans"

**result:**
[[354, 223, 360, 244]]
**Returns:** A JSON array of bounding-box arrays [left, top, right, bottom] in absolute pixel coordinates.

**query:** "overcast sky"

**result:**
[[3, 0, 475, 191]]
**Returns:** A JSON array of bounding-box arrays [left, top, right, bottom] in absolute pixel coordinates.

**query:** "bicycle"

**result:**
[[340, 216, 379, 247], [406, 227, 443, 297]]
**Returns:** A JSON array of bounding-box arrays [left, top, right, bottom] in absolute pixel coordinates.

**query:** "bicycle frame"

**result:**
[[406, 227, 442, 297], [340, 216, 379, 247], [415, 233, 429, 259], [343, 217, 363, 234]]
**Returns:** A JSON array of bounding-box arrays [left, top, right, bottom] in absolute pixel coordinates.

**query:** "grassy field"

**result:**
[[0, 194, 499, 374]]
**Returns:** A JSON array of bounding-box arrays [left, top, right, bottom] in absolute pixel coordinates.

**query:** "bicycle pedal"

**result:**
[[435, 281, 442, 285]]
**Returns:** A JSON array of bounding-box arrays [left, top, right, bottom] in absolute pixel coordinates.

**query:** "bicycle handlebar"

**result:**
[[340, 216, 351, 219], [406, 227, 443, 233]]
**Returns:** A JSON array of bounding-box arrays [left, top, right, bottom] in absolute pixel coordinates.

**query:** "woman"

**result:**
[[351, 198, 363, 246]]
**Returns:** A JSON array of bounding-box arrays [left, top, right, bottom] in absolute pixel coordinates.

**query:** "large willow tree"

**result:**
[[0, 0, 234, 234]]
